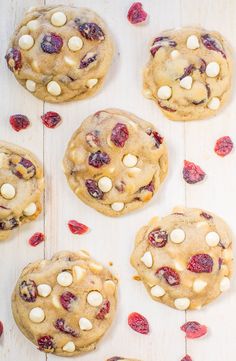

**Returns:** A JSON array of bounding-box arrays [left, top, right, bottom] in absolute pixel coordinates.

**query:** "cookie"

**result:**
[[143, 27, 232, 121], [131, 207, 233, 310], [0, 141, 43, 240], [5, 5, 113, 103], [107, 358, 140, 361], [63, 108, 168, 217], [12, 250, 118, 356]]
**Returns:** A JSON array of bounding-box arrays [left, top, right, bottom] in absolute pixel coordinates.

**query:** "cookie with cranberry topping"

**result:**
[[12, 250, 118, 356], [63, 108, 168, 216], [0, 141, 43, 240], [143, 27, 232, 121], [131, 207, 233, 310], [5, 5, 113, 103]]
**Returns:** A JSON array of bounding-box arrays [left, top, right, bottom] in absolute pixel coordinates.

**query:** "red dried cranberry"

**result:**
[[181, 355, 192, 361], [200, 212, 212, 220], [218, 257, 223, 270], [111, 123, 129, 147], [10, 114, 30, 132], [187, 254, 213, 273], [0, 217, 18, 230], [41, 33, 63, 54], [127, 2, 148, 24], [88, 151, 110, 168], [41, 112, 62, 128], [78, 22, 105, 41], [192, 100, 205, 105], [86, 131, 100, 147], [5, 48, 22, 72], [80, 52, 97, 69], [214, 136, 233, 157], [183, 160, 205, 184], [140, 181, 154, 193], [85, 179, 104, 199], [60, 292, 77, 311], [28, 232, 45, 247], [150, 36, 177, 57], [19, 280, 37, 302], [54, 318, 79, 337], [181, 321, 208, 339], [0, 321, 3, 337], [156, 266, 180, 286], [148, 228, 168, 248], [158, 101, 176, 112], [128, 312, 149, 335], [201, 34, 226, 58], [10, 156, 36, 180], [206, 83, 211, 98], [199, 58, 207, 73], [68, 220, 88, 235], [146, 128, 164, 148], [37, 336, 55, 352], [179, 64, 195, 80], [96, 300, 110, 320]]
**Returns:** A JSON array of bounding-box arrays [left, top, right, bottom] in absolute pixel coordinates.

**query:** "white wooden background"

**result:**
[[0, 1, 235, 360]]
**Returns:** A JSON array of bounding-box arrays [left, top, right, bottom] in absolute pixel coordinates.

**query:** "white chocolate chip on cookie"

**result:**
[[63, 341, 75, 353], [170, 228, 185, 244], [193, 279, 207, 293], [19, 35, 34, 50], [104, 280, 116, 296], [29, 307, 45, 323], [220, 277, 230, 292], [57, 271, 73, 286], [140, 251, 153, 268], [205, 231, 220, 247], [171, 50, 180, 59], [47, 81, 61, 96], [86, 78, 98, 89], [68, 36, 83, 51], [72, 265, 86, 281], [186, 35, 200, 49], [157, 86, 172, 100], [27, 19, 39, 31], [51, 12, 67, 27], [98, 177, 112, 192], [26, 80, 36, 92], [87, 291, 103, 307], [123, 154, 138, 168], [151, 285, 166, 297], [23, 202, 37, 216], [208, 97, 220, 110], [206, 62, 220, 77], [180, 76, 193, 90], [79, 317, 93, 331], [37, 284, 52, 298], [174, 298, 190, 310], [111, 202, 124, 212], [1, 183, 16, 199]]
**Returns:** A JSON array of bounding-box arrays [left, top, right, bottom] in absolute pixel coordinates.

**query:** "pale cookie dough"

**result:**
[[0, 141, 43, 240], [63, 108, 168, 217], [12, 251, 118, 356], [131, 207, 233, 310], [5, 5, 113, 103], [143, 27, 232, 121]]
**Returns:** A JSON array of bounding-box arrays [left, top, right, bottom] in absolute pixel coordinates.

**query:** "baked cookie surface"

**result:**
[[143, 27, 232, 121], [131, 207, 233, 310], [63, 109, 168, 216], [0, 141, 43, 240], [5, 5, 113, 103], [12, 251, 118, 356]]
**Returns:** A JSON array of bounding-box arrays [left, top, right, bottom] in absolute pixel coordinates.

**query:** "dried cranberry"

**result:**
[[146, 128, 164, 148], [128, 312, 149, 335], [181, 355, 192, 361], [80, 52, 97, 69], [199, 58, 207, 73], [86, 131, 100, 147], [60, 292, 77, 311], [201, 34, 226, 58], [187, 254, 213, 273], [156, 267, 180, 286], [148, 228, 168, 248], [0, 321, 3, 337], [68, 220, 88, 235], [85, 179, 104, 199], [127, 2, 148, 24], [200, 212, 212, 220], [10, 156, 36, 180], [96, 300, 110, 320], [41, 112, 62, 128], [158, 101, 176, 112], [5, 48, 22, 72], [107, 358, 124, 361], [0, 217, 18, 230], [28, 232, 45, 247], [150, 36, 177, 57], [111, 123, 129, 147], [183, 160, 205, 184], [19, 280, 37, 302], [206, 83, 211, 98], [214, 136, 233, 157], [140, 181, 154, 193], [192, 100, 205, 105], [179, 64, 195, 80], [41, 33, 63, 54], [88, 151, 110, 168], [219, 257, 223, 270], [37, 336, 55, 352], [54, 318, 79, 337], [78, 22, 105, 41], [181, 321, 208, 339], [9, 114, 30, 132]]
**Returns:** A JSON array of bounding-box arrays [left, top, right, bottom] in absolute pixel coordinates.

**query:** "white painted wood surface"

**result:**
[[0, 1, 235, 360]]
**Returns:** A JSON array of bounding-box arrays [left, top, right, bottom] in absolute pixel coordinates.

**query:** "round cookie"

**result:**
[[131, 207, 233, 310], [12, 250, 118, 356], [63, 108, 168, 216], [143, 27, 232, 121], [5, 5, 113, 103], [0, 141, 43, 240]]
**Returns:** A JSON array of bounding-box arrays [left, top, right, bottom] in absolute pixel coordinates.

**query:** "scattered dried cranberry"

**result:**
[[60, 292, 77, 311], [150, 36, 177, 57], [201, 34, 226, 58], [187, 254, 213, 273], [79, 22, 105, 41], [199, 58, 207, 73], [68, 220, 88, 235], [218, 257, 223, 270], [192, 100, 205, 105], [128, 312, 149, 334], [206, 83, 211, 98], [158, 101, 176, 112], [127, 2, 148, 24], [0, 321, 3, 337], [38, 336, 55, 352], [19, 280, 37, 302], [148, 228, 168, 248], [146, 128, 164, 148], [9, 114, 30, 132], [214, 136, 233, 157], [28, 232, 45, 247], [179, 64, 195, 80], [140, 180, 154, 193], [200, 212, 212, 220], [181, 355, 192, 361], [181, 321, 208, 339], [41, 112, 62, 128], [80, 52, 97, 69], [156, 267, 180, 286], [54, 318, 79, 337], [111, 123, 129, 147], [5, 48, 22, 72], [0, 217, 18, 230], [41, 33, 63, 54], [86, 131, 101, 147], [88, 151, 110, 168], [96, 300, 110, 320], [85, 179, 104, 199], [10, 156, 36, 180], [183, 160, 205, 184]]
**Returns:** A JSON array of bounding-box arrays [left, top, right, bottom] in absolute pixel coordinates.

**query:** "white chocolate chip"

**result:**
[[186, 35, 200, 50], [170, 228, 185, 244], [151, 285, 166, 297], [26, 80, 36, 92], [206, 62, 220, 77], [205, 231, 220, 247], [19, 34, 34, 50], [51, 12, 67, 27], [86, 78, 98, 89], [87, 291, 103, 307], [47, 81, 61, 96], [140, 251, 153, 268], [68, 36, 83, 51], [98, 177, 113, 192], [63, 341, 75, 353], [208, 97, 220, 110], [220, 277, 230, 292], [143, 88, 152, 98], [27, 19, 39, 31], [111, 202, 124, 212], [104, 280, 116, 296], [193, 279, 207, 293], [171, 50, 180, 59], [79, 317, 93, 331], [89, 262, 103, 273], [180, 76, 193, 90], [64, 56, 76, 66], [174, 298, 190, 310], [29, 307, 45, 323], [57, 271, 73, 287], [157, 86, 172, 100], [72, 265, 86, 281], [0, 183, 16, 200], [23, 202, 37, 216], [37, 284, 52, 298], [123, 154, 138, 168], [52, 295, 61, 309], [174, 261, 185, 272]]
